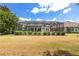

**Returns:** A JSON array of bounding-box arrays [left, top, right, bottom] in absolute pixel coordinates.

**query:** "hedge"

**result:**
[[51, 32, 55, 35], [14, 31, 65, 36], [27, 31, 32, 35], [14, 31, 24, 35]]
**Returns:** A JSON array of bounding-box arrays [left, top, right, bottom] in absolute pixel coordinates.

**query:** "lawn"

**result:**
[[0, 34, 79, 56]]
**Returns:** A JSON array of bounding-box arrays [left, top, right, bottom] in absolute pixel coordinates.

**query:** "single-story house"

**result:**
[[18, 21, 79, 32]]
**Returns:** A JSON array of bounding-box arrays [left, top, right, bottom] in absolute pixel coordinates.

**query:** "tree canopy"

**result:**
[[0, 6, 19, 34], [0, 6, 10, 12]]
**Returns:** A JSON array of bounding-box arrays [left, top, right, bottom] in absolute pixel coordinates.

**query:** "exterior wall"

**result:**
[[19, 21, 79, 33], [64, 21, 79, 32], [64, 27, 79, 32], [19, 21, 64, 32]]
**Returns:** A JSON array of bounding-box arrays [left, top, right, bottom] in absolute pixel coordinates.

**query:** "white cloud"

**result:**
[[65, 19, 79, 23], [77, 20, 79, 22], [19, 17, 31, 21], [31, 4, 48, 14], [53, 18, 57, 21], [31, 3, 70, 14], [39, 7, 47, 12], [39, 3, 49, 8], [77, 20, 79, 23], [46, 3, 70, 13], [36, 18, 43, 21], [65, 20, 75, 22], [31, 7, 39, 14], [63, 8, 71, 14], [39, 3, 49, 12], [46, 18, 57, 21]]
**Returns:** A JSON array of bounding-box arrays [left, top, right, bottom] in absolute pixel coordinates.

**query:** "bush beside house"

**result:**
[[14, 31, 65, 36]]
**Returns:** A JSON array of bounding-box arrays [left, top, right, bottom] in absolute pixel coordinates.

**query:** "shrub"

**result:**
[[51, 32, 55, 35], [43, 32, 50, 35], [14, 31, 65, 36], [21, 31, 24, 35], [23, 31, 27, 35], [14, 31, 23, 35], [42, 50, 51, 56], [33, 32, 37, 35], [14, 31, 29, 35], [53, 49, 73, 56], [43, 32, 47, 35], [47, 32, 50, 35], [32, 32, 41, 35], [55, 32, 65, 36], [60, 32, 65, 36], [42, 49, 75, 56], [27, 31, 32, 35], [37, 32, 41, 35], [56, 32, 60, 35]]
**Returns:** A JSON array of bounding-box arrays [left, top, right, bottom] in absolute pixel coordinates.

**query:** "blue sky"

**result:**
[[0, 3, 79, 22]]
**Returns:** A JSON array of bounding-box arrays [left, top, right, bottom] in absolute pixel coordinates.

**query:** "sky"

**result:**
[[0, 3, 79, 22]]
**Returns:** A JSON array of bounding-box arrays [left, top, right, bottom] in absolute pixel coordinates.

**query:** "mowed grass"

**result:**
[[0, 34, 79, 56]]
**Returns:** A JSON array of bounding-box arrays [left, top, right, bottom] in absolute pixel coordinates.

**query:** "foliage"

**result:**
[[53, 49, 74, 56], [51, 32, 55, 35], [42, 49, 75, 56], [47, 32, 50, 35], [27, 31, 32, 35], [33, 32, 37, 35], [37, 32, 41, 35], [55, 32, 65, 36], [43, 32, 47, 35], [14, 30, 65, 36], [42, 50, 51, 56], [60, 32, 65, 36], [0, 6, 18, 34], [14, 31, 27, 35], [56, 32, 60, 35], [0, 6, 10, 12]]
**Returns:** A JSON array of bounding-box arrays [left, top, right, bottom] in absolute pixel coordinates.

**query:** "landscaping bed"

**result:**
[[14, 31, 65, 36]]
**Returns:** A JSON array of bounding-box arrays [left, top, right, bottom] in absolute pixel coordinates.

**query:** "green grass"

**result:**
[[47, 42, 79, 55], [0, 35, 14, 40]]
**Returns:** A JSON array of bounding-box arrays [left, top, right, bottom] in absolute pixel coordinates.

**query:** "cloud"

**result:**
[[31, 4, 48, 14], [46, 18, 57, 21], [65, 20, 76, 22], [36, 18, 43, 21], [39, 7, 48, 12], [63, 8, 71, 14], [65, 19, 79, 23], [39, 3, 49, 12], [77, 20, 79, 23], [31, 3, 70, 14], [46, 3, 70, 13], [31, 7, 40, 14], [19, 17, 31, 21]]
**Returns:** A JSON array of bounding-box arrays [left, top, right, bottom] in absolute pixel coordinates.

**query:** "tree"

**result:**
[[0, 6, 18, 34], [0, 6, 10, 12]]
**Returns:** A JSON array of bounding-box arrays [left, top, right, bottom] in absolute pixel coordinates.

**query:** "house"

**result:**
[[18, 21, 79, 32], [64, 21, 79, 32], [19, 21, 64, 32]]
